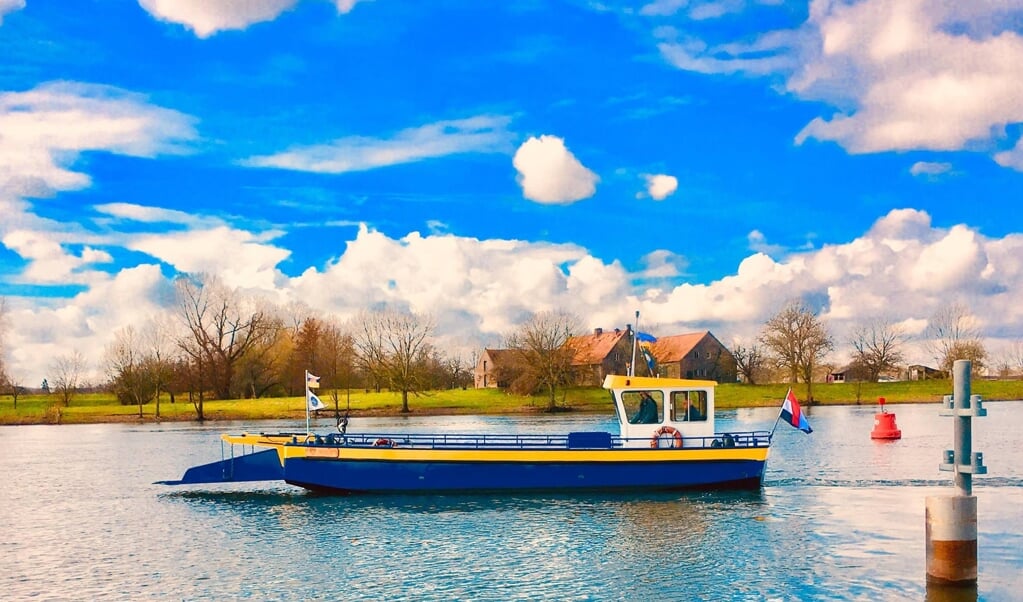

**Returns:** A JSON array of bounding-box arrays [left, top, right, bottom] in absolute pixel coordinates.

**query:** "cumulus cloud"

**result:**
[[138, 0, 368, 36], [512, 135, 599, 204], [2, 230, 113, 284], [910, 161, 952, 176], [138, 0, 299, 37], [791, 1, 1023, 156], [243, 115, 513, 174], [653, 1, 1023, 166], [643, 173, 678, 200], [639, 249, 687, 279], [129, 226, 290, 291], [7, 207, 1023, 388], [0, 0, 24, 24]]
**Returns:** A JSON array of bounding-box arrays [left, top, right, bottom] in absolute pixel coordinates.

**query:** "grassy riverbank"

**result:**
[[2, 379, 1021, 425]]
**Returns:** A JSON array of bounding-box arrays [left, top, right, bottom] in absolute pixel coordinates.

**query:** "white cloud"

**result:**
[[652, 1, 1023, 166], [910, 161, 952, 176], [643, 173, 678, 200], [129, 226, 290, 291], [2, 230, 113, 284], [8, 208, 1023, 387], [640, 0, 688, 17], [243, 115, 513, 174], [657, 29, 800, 76], [639, 249, 686, 278], [138, 0, 369, 37], [994, 138, 1023, 171], [6, 264, 173, 386], [791, 1, 1023, 156], [0, 82, 199, 293], [333, 0, 366, 13], [93, 202, 219, 228], [138, 0, 299, 38], [747, 229, 784, 255], [0, 81, 197, 195], [0, 0, 25, 24], [512, 135, 599, 204]]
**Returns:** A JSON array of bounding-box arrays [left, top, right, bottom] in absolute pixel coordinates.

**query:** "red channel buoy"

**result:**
[[871, 397, 902, 440]]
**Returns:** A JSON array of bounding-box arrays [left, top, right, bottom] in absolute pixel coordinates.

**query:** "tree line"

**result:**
[[2, 281, 1022, 416]]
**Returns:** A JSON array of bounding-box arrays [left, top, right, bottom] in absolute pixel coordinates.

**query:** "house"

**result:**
[[564, 327, 634, 386], [648, 331, 736, 383], [909, 364, 943, 381], [474, 348, 519, 388]]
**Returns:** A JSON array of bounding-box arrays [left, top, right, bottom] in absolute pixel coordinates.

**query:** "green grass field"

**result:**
[[2, 379, 1020, 425]]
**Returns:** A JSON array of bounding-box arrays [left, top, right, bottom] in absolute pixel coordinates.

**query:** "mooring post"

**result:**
[[926, 359, 988, 585]]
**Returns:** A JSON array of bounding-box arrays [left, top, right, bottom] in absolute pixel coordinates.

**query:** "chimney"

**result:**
[[594, 327, 603, 335]]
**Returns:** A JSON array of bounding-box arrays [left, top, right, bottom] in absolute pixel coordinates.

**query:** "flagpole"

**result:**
[[630, 310, 639, 377], [305, 369, 311, 435], [769, 391, 785, 438]]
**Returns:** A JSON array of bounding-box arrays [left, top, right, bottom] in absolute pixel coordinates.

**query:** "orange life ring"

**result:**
[[650, 426, 683, 449]]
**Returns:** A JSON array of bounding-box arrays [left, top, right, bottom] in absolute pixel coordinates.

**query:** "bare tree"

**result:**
[[105, 325, 157, 417], [759, 300, 833, 403], [504, 310, 580, 412], [322, 319, 356, 411], [175, 274, 280, 403], [732, 342, 766, 385], [353, 309, 435, 414], [51, 350, 86, 407], [7, 378, 23, 409], [143, 315, 178, 416], [850, 317, 906, 381], [1010, 340, 1023, 377], [0, 297, 8, 398], [925, 302, 987, 376]]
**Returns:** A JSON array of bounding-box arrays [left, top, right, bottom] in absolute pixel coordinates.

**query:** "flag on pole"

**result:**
[[307, 390, 326, 411], [780, 388, 812, 433], [306, 372, 321, 389], [636, 332, 657, 343], [640, 347, 657, 374]]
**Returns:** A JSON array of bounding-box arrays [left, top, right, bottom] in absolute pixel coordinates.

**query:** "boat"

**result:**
[[158, 374, 773, 493]]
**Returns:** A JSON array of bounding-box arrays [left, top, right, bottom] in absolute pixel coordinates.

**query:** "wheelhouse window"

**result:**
[[622, 390, 662, 424], [671, 390, 708, 422]]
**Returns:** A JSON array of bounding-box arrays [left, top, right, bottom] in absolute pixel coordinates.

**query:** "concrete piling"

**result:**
[[926, 360, 987, 585]]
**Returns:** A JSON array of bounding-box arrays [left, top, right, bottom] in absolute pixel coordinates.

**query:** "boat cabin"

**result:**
[[602, 374, 717, 448]]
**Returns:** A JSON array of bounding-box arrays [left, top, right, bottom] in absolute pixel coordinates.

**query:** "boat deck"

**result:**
[[247, 430, 773, 450]]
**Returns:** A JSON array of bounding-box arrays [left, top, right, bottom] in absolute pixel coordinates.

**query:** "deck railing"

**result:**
[[272, 430, 773, 451]]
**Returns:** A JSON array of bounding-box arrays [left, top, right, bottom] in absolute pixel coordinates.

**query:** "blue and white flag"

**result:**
[[636, 331, 657, 343], [306, 372, 321, 389], [307, 390, 326, 411]]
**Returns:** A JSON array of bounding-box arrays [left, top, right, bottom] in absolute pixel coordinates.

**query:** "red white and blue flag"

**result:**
[[780, 388, 813, 434]]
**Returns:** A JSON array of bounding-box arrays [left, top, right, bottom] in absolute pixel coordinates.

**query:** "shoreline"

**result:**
[[6, 397, 1013, 427]]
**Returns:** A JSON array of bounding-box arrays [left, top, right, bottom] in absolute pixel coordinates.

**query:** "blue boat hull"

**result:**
[[283, 457, 766, 493]]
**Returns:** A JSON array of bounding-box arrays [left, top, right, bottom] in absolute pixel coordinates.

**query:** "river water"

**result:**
[[1, 402, 1021, 601]]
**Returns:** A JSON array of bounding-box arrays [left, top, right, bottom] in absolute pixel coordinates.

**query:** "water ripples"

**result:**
[[3, 403, 1022, 600]]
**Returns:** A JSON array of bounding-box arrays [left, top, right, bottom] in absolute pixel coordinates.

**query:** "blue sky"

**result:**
[[2, 0, 1023, 384]]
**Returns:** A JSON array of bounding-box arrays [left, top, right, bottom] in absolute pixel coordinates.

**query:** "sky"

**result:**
[[1, 0, 1023, 386]]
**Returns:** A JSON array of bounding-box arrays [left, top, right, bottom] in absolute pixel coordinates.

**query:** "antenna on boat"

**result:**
[[630, 310, 639, 377]]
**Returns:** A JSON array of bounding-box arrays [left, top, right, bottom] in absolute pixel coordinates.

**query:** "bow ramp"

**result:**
[[156, 448, 283, 485]]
